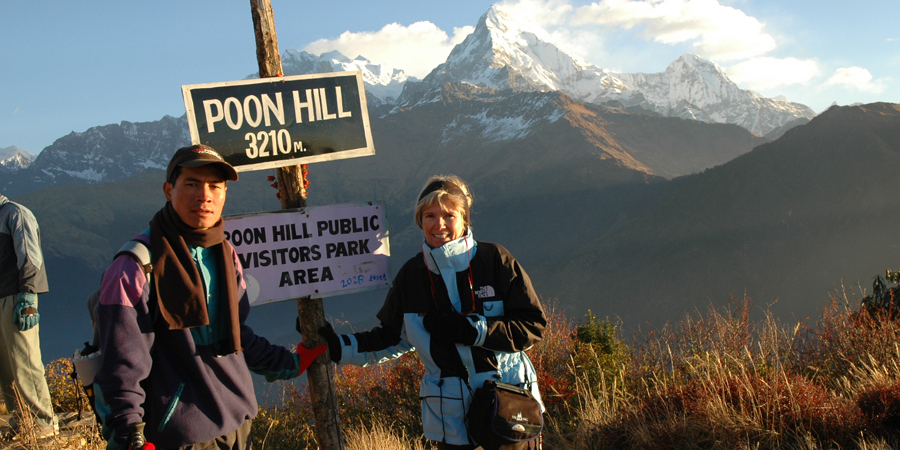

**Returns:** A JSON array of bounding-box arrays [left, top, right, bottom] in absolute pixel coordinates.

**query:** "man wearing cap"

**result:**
[[95, 144, 324, 450]]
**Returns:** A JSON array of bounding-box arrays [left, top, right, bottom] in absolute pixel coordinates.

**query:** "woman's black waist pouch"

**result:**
[[466, 380, 542, 450]]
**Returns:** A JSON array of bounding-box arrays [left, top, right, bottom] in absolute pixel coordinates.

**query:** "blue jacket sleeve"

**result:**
[[232, 250, 298, 380], [240, 301, 300, 380]]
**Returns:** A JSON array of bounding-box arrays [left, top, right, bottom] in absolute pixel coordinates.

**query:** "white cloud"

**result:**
[[825, 67, 886, 93], [725, 57, 820, 91], [548, 28, 608, 63], [573, 0, 776, 61], [497, 0, 606, 62], [303, 22, 475, 78], [497, 0, 574, 28]]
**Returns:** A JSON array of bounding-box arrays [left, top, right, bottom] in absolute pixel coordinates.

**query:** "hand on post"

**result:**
[[296, 315, 341, 364], [318, 322, 342, 363], [295, 343, 327, 374]]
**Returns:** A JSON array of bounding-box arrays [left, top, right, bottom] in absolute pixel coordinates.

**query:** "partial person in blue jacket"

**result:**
[[317, 175, 547, 449], [0, 194, 58, 440], [95, 145, 325, 450]]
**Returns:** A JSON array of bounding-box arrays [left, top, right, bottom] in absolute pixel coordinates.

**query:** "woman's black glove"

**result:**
[[296, 316, 342, 363], [318, 322, 342, 363], [423, 311, 477, 345]]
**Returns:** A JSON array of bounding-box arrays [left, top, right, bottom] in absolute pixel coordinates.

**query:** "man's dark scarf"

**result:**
[[149, 202, 241, 354]]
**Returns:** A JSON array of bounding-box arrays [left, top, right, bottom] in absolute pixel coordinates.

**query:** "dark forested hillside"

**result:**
[[539, 103, 900, 330]]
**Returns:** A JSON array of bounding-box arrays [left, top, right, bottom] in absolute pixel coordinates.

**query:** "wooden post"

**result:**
[[249, 1, 346, 448]]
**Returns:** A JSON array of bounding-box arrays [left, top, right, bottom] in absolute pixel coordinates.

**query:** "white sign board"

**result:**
[[182, 71, 374, 172], [224, 202, 390, 306]]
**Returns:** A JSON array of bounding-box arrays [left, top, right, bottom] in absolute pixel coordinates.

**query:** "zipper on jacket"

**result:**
[[158, 382, 185, 432]]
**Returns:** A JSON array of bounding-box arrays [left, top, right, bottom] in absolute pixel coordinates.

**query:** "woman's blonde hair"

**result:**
[[414, 175, 474, 229]]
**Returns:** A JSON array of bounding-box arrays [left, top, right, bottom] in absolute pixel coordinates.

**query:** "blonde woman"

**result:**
[[319, 175, 546, 449]]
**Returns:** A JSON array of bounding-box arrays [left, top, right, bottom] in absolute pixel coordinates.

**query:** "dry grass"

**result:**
[[10, 383, 40, 449], [179, 295, 900, 448], [344, 419, 427, 450], [565, 294, 900, 450], [0, 381, 103, 450], [0, 357, 104, 450], [17, 293, 900, 449]]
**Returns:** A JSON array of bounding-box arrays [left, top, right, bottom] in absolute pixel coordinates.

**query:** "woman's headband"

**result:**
[[417, 180, 466, 202]]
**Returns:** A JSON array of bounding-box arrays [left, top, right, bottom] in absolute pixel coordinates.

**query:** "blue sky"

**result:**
[[2, 0, 897, 154]]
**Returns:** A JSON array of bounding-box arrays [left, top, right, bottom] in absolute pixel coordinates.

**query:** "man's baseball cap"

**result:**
[[166, 144, 239, 182]]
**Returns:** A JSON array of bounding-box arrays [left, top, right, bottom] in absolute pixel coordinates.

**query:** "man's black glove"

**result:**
[[318, 322, 342, 363], [113, 422, 155, 450], [127, 422, 155, 450], [423, 311, 478, 345]]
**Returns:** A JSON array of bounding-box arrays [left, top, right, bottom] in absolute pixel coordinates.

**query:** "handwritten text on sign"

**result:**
[[224, 202, 390, 306]]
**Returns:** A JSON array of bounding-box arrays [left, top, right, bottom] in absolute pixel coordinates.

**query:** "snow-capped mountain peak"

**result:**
[[610, 54, 739, 110], [664, 54, 739, 106], [400, 5, 813, 136], [280, 49, 415, 106], [0, 146, 35, 173], [413, 4, 616, 97], [610, 53, 816, 134], [483, 5, 598, 86]]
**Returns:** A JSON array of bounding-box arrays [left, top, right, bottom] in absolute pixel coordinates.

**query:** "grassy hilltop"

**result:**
[[20, 284, 900, 450]]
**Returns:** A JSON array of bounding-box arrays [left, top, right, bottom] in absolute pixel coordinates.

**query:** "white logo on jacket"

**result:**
[[475, 285, 495, 299]]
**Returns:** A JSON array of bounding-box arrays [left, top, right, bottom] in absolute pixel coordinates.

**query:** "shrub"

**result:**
[[797, 300, 900, 391], [45, 357, 89, 415], [250, 383, 318, 450], [526, 302, 578, 426], [572, 311, 629, 401], [335, 351, 424, 438], [858, 381, 900, 430], [629, 371, 862, 449], [861, 269, 900, 317]]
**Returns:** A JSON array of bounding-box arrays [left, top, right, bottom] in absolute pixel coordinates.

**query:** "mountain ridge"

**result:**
[[1, 115, 189, 195], [16, 87, 771, 361], [537, 102, 900, 329]]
